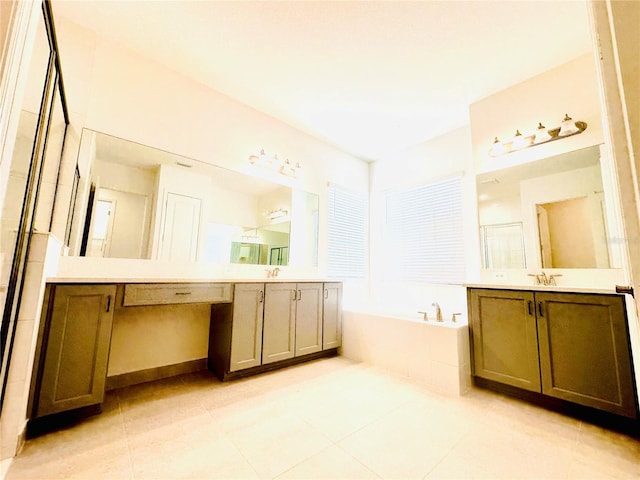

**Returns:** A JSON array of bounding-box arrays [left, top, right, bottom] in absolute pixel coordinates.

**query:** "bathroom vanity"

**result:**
[[467, 286, 638, 419], [29, 279, 342, 421]]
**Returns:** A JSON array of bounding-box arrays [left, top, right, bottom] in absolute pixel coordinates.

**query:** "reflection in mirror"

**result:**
[[480, 222, 525, 269], [73, 130, 319, 266], [477, 145, 612, 269]]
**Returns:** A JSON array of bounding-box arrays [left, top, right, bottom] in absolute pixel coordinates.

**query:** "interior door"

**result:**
[[159, 192, 201, 262]]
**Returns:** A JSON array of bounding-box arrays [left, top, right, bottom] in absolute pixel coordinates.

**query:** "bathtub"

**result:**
[[341, 309, 471, 396]]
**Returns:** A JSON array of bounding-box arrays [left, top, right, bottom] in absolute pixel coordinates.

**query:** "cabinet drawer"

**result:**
[[123, 283, 232, 306]]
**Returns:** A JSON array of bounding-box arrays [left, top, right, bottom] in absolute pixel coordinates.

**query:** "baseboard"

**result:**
[[15, 423, 26, 456], [106, 358, 207, 391]]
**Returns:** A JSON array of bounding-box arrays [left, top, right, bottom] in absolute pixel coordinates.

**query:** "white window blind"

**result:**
[[385, 176, 464, 283], [328, 185, 367, 279]]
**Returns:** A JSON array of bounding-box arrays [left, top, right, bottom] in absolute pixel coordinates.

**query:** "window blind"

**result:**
[[328, 185, 367, 279], [385, 176, 465, 283]]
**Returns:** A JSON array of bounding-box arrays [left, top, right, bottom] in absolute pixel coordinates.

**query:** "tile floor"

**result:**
[[6, 357, 640, 479]]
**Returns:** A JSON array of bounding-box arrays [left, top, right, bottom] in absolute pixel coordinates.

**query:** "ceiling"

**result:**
[[53, 1, 594, 162]]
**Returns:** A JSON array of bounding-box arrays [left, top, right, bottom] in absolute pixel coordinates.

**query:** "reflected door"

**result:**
[[87, 199, 115, 257], [97, 188, 150, 259], [159, 193, 201, 262]]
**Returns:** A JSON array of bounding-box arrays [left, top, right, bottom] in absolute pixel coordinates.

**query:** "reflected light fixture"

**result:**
[[265, 208, 289, 220], [490, 137, 505, 157], [248, 149, 301, 178], [489, 114, 587, 157]]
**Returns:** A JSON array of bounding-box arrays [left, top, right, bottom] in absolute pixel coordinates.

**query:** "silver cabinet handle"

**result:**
[[106, 295, 112, 312], [324, 289, 329, 300], [175, 291, 192, 296], [259, 290, 264, 303], [297, 290, 302, 301]]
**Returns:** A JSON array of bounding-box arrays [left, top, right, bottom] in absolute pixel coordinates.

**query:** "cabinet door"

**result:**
[[323, 282, 342, 349], [262, 282, 296, 364], [295, 283, 323, 356], [37, 285, 116, 417], [229, 283, 264, 372], [536, 292, 637, 418], [468, 288, 541, 392]]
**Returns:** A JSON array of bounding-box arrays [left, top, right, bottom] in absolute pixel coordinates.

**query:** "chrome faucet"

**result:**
[[548, 274, 562, 286], [528, 272, 562, 286], [432, 302, 443, 322]]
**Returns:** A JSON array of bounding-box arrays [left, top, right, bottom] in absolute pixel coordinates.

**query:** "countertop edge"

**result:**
[[46, 277, 335, 284], [464, 283, 620, 295]]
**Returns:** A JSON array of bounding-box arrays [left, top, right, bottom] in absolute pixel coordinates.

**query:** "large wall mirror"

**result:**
[[477, 145, 617, 269], [70, 130, 319, 267]]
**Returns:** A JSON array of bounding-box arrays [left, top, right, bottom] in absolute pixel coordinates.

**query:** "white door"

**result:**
[[159, 193, 201, 262], [88, 199, 115, 257]]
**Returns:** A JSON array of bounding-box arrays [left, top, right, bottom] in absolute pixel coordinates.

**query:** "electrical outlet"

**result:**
[[492, 271, 506, 281]]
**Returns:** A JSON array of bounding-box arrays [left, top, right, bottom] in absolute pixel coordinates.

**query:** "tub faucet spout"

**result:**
[[432, 302, 443, 322]]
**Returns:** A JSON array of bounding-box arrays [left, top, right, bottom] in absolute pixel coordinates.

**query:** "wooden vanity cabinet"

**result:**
[[34, 284, 116, 418], [468, 287, 638, 418], [210, 281, 338, 380], [293, 283, 324, 357], [262, 282, 323, 364], [468, 288, 541, 392], [536, 292, 636, 418], [229, 283, 264, 372], [323, 282, 343, 349], [262, 282, 297, 364]]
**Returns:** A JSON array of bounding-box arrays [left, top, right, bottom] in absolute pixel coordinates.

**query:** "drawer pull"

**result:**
[[175, 292, 192, 296]]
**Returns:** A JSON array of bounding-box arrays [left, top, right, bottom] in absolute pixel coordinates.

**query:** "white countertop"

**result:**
[[49, 256, 331, 284], [464, 283, 622, 295], [48, 276, 330, 284]]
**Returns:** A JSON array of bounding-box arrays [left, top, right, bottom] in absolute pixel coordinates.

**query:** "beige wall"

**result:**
[[470, 54, 604, 173]]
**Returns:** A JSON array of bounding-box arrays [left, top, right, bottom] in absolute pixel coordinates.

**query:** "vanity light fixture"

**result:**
[[558, 114, 580, 136], [533, 122, 552, 144], [489, 114, 587, 157], [265, 208, 289, 220], [511, 130, 534, 150], [248, 149, 273, 169], [240, 230, 260, 243], [248, 149, 301, 178]]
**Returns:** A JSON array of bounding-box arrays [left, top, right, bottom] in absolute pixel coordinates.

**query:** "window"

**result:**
[[385, 176, 464, 283], [328, 185, 367, 279]]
